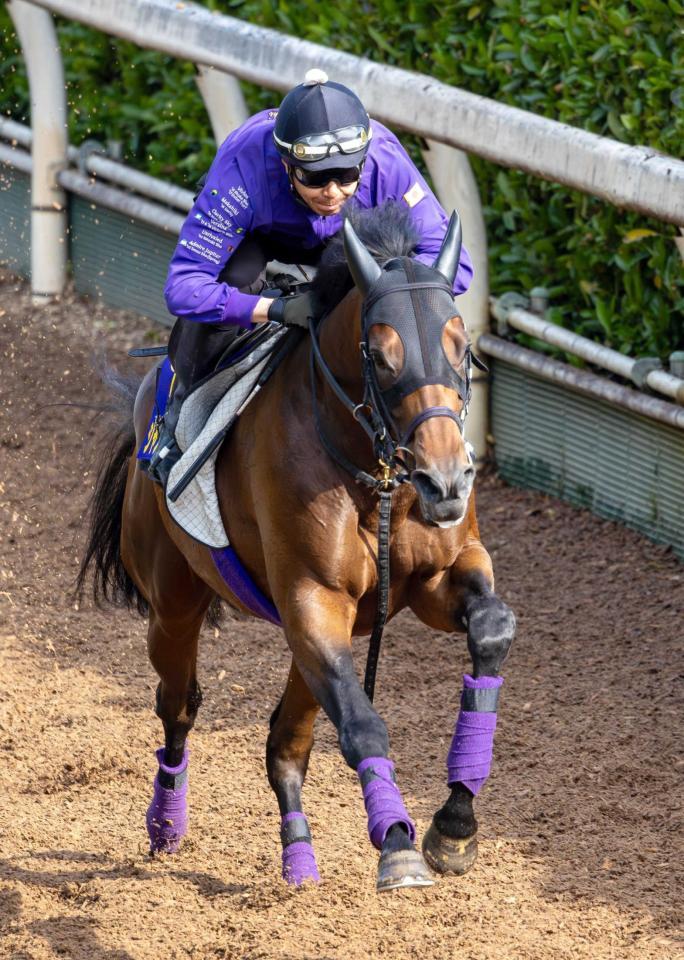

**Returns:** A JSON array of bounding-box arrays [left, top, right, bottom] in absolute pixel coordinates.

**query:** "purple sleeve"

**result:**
[[374, 135, 473, 296], [164, 159, 260, 327]]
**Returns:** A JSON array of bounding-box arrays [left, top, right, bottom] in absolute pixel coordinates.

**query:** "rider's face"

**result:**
[[285, 162, 359, 216]]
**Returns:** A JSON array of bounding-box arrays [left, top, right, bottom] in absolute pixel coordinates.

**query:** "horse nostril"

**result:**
[[411, 469, 447, 502], [413, 465, 475, 505]]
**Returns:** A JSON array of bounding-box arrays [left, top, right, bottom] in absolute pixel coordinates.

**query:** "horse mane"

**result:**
[[312, 201, 420, 314]]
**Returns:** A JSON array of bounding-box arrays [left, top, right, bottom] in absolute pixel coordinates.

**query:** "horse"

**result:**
[[77, 201, 516, 892]]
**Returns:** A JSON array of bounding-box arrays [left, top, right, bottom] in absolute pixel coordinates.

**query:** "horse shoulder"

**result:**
[[221, 357, 375, 608]]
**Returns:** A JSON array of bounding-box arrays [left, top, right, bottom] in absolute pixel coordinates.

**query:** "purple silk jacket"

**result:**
[[164, 110, 473, 328]]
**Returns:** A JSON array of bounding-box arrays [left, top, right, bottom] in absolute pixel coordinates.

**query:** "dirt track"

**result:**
[[0, 271, 682, 960]]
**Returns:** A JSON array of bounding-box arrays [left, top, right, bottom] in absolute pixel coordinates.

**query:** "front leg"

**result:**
[[277, 578, 434, 892], [413, 553, 516, 875]]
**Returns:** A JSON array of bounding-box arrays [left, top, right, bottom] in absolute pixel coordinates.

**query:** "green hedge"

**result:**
[[1, 1, 682, 358]]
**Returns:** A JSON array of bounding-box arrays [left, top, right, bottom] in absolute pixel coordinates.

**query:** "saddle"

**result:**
[[137, 317, 305, 548]]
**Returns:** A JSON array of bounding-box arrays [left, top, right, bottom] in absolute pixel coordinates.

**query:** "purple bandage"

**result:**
[[357, 757, 416, 850], [146, 747, 189, 854], [280, 812, 320, 885], [447, 674, 503, 796]]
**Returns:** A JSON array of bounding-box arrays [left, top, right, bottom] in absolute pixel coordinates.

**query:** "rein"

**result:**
[[308, 328, 402, 703]]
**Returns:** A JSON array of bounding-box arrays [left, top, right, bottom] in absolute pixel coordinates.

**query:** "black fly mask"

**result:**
[[359, 255, 472, 447], [345, 212, 479, 454], [309, 210, 481, 491]]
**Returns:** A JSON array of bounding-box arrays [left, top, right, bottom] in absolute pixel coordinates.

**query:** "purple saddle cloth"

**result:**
[[210, 547, 280, 626]]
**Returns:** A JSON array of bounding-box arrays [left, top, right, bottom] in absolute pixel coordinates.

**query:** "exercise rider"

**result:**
[[147, 69, 474, 485]]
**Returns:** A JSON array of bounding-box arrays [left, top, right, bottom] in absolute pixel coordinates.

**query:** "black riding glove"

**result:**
[[267, 291, 317, 329]]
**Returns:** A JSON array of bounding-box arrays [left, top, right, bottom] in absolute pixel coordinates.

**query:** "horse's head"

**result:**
[[343, 214, 475, 527]]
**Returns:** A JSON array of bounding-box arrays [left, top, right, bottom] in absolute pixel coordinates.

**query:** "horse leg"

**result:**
[[266, 661, 321, 885], [280, 583, 433, 892], [418, 560, 516, 875], [122, 468, 213, 853], [144, 599, 209, 854]]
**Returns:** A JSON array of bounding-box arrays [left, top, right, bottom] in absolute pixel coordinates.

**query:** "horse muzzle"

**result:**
[[411, 463, 475, 528]]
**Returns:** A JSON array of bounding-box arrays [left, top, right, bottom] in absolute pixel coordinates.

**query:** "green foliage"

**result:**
[[1, 1, 682, 356]]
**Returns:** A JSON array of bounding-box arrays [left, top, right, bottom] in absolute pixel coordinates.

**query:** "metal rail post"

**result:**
[[7, 0, 68, 303], [422, 141, 489, 459], [195, 66, 249, 145]]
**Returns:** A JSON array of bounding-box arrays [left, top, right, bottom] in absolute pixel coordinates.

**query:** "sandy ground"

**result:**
[[0, 271, 682, 960]]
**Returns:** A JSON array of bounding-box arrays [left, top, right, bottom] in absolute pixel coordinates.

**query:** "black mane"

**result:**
[[312, 201, 420, 314]]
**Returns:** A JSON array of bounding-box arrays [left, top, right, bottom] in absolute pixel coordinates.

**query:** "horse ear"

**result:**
[[343, 218, 382, 296], [433, 211, 462, 287]]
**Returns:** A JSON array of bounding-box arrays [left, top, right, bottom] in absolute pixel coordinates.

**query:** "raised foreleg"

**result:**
[[277, 580, 434, 892], [411, 544, 516, 874]]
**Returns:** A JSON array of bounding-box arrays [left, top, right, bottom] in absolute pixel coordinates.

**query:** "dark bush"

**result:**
[[1, 1, 682, 357]]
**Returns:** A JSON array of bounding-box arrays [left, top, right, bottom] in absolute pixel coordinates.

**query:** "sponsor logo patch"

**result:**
[[179, 237, 221, 265], [402, 182, 426, 208], [200, 207, 239, 237], [228, 185, 250, 210], [220, 196, 240, 218], [198, 229, 223, 249]]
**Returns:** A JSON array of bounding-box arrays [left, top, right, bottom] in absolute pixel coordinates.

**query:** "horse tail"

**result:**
[[75, 366, 149, 616]]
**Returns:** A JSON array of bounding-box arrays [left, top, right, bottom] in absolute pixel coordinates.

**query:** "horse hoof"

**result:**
[[148, 835, 183, 855], [376, 849, 434, 893], [146, 812, 186, 855], [422, 821, 478, 875]]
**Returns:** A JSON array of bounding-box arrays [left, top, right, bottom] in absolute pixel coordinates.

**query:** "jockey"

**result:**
[[147, 69, 473, 484]]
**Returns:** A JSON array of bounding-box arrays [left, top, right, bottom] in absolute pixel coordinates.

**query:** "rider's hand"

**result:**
[[267, 291, 317, 329]]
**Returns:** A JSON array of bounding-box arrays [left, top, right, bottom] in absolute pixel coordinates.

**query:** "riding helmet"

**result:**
[[273, 69, 372, 172]]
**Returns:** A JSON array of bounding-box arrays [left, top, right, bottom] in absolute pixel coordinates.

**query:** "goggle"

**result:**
[[292, 164, 363, 188], [275, 124, 371, 161]]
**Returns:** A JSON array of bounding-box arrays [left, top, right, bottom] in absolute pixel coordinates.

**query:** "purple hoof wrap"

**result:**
[[357, 757, 416, 851], [447, 674, 503, 796], [280, 812, 320, 886], [146, 747, 189, 854]]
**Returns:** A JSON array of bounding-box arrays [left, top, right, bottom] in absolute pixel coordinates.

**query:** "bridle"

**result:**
[[308, 266, 475, 493], [307, 213, 483, 701]]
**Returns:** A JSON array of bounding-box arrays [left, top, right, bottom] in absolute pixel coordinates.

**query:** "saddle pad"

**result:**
[[165, 325, 289, 549]]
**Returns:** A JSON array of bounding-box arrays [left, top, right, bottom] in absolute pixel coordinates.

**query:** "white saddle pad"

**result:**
[[165, 325, 289, 547]]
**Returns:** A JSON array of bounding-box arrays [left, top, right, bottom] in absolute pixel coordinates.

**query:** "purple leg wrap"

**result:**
[[146, 747, 189, 854], [357, 757, 416, 851], [447, 674, 503, 796], [280, 812, 320, 886]]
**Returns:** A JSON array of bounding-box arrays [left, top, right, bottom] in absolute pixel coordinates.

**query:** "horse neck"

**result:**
[[318, 290, 363, 386], [316, 290, 377, 472]]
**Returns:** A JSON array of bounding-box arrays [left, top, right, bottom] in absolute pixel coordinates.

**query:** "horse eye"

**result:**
[[371, 351, 388, 371]]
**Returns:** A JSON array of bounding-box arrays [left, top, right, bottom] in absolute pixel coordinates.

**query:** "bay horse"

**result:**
[[78, 202, 515, 892]]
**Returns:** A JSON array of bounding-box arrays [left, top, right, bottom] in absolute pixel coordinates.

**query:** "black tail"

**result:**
[[75, 367, 149, 616]]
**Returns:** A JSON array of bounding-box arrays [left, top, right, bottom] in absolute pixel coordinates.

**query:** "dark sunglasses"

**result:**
[[292, 165, 362, 188]]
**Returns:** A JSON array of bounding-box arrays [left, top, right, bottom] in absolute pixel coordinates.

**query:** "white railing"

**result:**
[[4, 0, 683, 454], [18, 0, 684, 225], [490, 296, 684, 405]]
